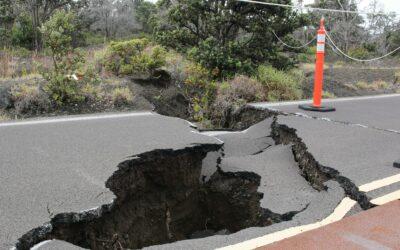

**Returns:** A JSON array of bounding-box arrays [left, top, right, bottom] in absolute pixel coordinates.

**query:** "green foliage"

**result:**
[[256, 65, 302, 101], [154, 0, 305, 77], [188, 38, 254, 78], [40, 10, 77, 71], [11, 13, 35, 50], [40, 10, 94, 106], [0, 0, 14, 47], [181, 62, 216, 122], [134, 0, 157, 33], [348, 47, 371, 60], [104, 38, 166, 77]]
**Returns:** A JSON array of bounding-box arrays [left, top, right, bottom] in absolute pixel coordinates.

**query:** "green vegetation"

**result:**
[[1, 0, 399, 126], [256, 66, 303, 102], [40, 10, 85, 106], [103, 38, 166, 77], [154, 0, 307, 77]]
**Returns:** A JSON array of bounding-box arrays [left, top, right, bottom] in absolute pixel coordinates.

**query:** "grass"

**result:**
[[0, 111, 10, 121], [322, 91, 336, 99], [354, 80, 390, 91]]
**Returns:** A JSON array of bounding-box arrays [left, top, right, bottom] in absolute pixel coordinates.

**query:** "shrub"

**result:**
[[40, 10, 84, 106], [165, 51, 187, 86], [103, 38, 166, 77], [211, 75, 265, 126], [10, 84, 50, 115], [112, 87, 134, 107], [348, 47, 371, 60], [256, 65, 302, 101], [180, 62, 217, 122], [11, 13, 35, 50], [81, 83, 103, 103], [217, 75, 265, 103]]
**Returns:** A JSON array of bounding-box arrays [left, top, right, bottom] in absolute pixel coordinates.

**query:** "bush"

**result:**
[[112, 87, 134, 107], [11, 13, 35, 50], [256, 65, 302, 101], [180, 62, 217, 123], [10, 84, 50, 115], [103, 38, 166, 77], [211, 75, 265, 126], [348, 47, 371, 60]]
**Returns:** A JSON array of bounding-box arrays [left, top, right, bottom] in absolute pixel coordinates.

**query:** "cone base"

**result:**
[[298, 104, 336, 112]]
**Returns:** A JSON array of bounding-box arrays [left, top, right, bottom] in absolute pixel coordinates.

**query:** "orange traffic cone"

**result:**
[[299, 18, 335, 112]]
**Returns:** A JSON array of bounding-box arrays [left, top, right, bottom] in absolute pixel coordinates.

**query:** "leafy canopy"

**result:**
[[154, 0, 307, 77]]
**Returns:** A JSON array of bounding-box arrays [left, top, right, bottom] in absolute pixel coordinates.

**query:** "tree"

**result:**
[[133, 0, 157, 33], [18, 0, 86, 51], [87, 0, 140, 40], [0, 0, 15, 47], [154, 0, 307, 77], [40, 10, 84, 105], [11, 13, 35, 49], [309, 0, 365, 52]]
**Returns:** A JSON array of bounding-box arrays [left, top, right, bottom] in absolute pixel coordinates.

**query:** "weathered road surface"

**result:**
[[0, 112, 221, 249], [2, 94, 400, 250]]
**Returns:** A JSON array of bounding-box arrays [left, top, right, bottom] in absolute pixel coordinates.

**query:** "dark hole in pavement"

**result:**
[[16, 143, 296, 250], [15, 106, 372, 249]]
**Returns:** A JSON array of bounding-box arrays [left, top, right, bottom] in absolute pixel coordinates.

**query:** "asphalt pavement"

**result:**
[[3, 94, 400, 250], [0, 112, 221, 249]]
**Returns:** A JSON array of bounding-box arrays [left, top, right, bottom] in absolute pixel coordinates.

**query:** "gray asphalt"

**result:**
[[0, 112, 221, 249], [277, 113, 400, 186], [220, 145, 319, 214], [5, 95, 400, 250], [252, 94, 400, 132]]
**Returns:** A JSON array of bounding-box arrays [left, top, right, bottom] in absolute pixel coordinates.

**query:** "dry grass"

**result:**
[[112, 87, 134, 107], [354, 80, 390, 91], [0, 50, 52, 79], [0, 111, 10, 121]]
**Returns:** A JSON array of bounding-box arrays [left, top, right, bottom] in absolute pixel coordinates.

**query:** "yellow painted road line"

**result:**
[[358, 174, 400, 192], [370, 190, 400, 205], [216, 198, 357, 250], [217, 172, 400, 250]]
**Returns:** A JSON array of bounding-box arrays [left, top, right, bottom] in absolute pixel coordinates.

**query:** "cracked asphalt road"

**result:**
[[0, 112, 221, 249], [2, 94, 400, 250]]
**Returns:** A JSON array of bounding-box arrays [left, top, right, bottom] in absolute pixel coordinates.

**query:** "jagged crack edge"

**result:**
[[271, 116, 374, 210], [13, 143, 222, 250]]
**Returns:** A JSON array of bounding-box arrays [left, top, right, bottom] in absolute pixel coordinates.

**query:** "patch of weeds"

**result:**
[[0, 111, 10, 121], [256, 65, 302, 102], [322, 91, 336, 99], [10, 83, 51, 115], [354, 80, 390, 91], [112, 87, 134, 107]]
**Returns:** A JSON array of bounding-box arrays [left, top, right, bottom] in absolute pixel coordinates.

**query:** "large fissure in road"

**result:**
[[271, 117, 374, 210], [15, 107, 374, 249], [15, 143, 297, 250]]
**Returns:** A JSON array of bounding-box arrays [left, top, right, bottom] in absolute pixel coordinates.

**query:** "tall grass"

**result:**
[[0, 49, 52, 79]]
